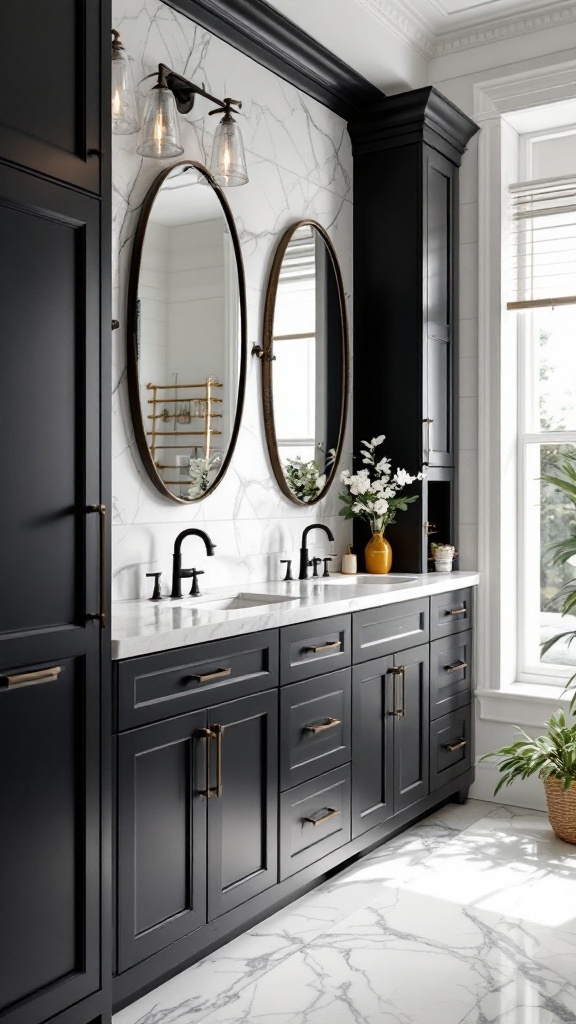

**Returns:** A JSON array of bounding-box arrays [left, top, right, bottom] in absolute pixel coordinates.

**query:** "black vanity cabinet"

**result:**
[[115, 634, 279, 975], [0, 5, 110, 1024], [349, 88, 478, 572]]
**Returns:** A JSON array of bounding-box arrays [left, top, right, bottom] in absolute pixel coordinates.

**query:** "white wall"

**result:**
[[112, 0, 353, 600]]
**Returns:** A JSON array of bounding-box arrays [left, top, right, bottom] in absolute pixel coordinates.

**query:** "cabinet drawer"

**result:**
[[280, 669, 351, 790], [279, 766, 351, 880], [353, 598, 429, 663], [430, 588, 473, 640], [430, 706, 472, 791], [116, 630, 279, 730], [430, 632, 472, 720], [280, 615, 351, 685]]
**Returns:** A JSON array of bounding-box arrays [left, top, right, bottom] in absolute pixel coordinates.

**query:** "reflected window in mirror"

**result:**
[[127, 162, 246, 503], [262, 221, 348, 504]]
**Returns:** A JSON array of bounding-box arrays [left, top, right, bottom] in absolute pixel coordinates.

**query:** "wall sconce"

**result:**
[[111, 32, 249, 187], [138, 64, 248, 187], [111, 30, 140, 135]]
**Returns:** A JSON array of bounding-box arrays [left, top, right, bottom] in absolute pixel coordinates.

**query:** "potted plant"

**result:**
[[540, 451, 576, 708], [339, 435, 422, 573], [481, 709, 576, 843]]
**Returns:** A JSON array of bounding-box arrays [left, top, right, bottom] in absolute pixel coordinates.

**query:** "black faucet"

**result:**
[[171, 528, 216, 598], [298, 524, 335, 580]]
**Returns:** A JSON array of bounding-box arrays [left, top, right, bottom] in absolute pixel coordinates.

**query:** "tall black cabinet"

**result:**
[[349, 88, 478, 572], [0, 5, 111, 1024]]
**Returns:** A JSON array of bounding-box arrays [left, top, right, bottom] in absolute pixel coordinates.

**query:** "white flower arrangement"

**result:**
[[284, 448, 336, 503], [187, 452, 223, 499], [339, 435, 423, 532]]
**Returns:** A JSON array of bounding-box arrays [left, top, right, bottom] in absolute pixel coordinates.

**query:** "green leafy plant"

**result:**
[[540, 450, 576, 707], [284, 449, 335, 503], [481, 709, 576, 795]]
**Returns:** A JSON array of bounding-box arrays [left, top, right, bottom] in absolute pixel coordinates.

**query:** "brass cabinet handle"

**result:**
[[1, 666, 62, 689], [306, 640, 341, 654], [87, 504, 107, 629], [304, 807, 341, 826], [190, 667, 232, 684], [387, 666, 406, 718], [444, 739, 467, 752], [212, 724, 223, 797], [445, 660, 469, 673], [446, 607, 466, 617], [303, 717, 341, 734], [198, 727, 215, 798]]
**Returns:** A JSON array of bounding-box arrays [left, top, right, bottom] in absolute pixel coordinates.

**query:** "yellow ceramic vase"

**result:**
[[365, 531, 392, 574]]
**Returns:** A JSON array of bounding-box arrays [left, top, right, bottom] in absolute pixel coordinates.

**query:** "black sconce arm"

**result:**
[[157, 63, 242, 118]]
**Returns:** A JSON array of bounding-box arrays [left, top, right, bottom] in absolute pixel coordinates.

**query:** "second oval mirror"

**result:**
[[127, 161, 246, 503], [262, 221, 349, 504]]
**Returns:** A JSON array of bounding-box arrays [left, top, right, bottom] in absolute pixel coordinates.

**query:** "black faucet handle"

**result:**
[[322, 557, 333, 578], [190, 569, 205, 597], [311, 556, 322, 577], [280, 559, 293, 581], [146, 571, 162, 600]]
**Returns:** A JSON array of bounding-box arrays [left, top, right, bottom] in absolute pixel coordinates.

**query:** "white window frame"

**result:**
[[474, 62, 576, 714]]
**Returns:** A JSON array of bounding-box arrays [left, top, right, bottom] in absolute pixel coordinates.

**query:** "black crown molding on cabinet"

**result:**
[[349, 85, 479, 163], [163, 0, 384, 118]]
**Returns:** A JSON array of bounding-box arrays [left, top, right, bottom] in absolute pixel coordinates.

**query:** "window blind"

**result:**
[[508, 175, 576, 310]]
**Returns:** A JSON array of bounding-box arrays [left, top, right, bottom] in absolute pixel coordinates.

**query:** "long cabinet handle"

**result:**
[[198, 726, 224, 797], [1, 666, 62, 689], [444, 739, 467, 752], [306, 640, 341, 654], [303, 717, 341, 734], [190, 667, 232, 684], [198, 728, 215, 798], [304, 807, 341, 826], [87, 504, 107, 629], [387, 666, 406, 718], [445, 660, 468, 673], [446, 607, 466, 617]]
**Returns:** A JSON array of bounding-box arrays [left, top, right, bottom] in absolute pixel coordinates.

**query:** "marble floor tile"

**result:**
[[114, 800, 576, 1024]]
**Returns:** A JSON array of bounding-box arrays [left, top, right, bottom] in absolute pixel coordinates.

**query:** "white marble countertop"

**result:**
[[111, 571, 479, 660]]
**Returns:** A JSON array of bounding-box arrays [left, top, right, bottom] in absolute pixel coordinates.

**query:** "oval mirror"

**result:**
[[262, 221, 349, 504], [127, 161, 246, 502]]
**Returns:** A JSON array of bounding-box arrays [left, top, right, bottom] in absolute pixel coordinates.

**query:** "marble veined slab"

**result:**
[[111, 570, 479, 659]]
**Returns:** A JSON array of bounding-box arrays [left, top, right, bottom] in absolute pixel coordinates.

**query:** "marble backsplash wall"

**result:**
[[111, 0, 353, 601]]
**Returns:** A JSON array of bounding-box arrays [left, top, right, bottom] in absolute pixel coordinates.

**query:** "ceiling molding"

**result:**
[[358, 0, 576, 60], [163, 0, 384, 118]]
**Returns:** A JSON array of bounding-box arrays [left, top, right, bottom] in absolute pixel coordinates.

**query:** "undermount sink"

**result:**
[[191, 592, 298, 612], [322, 574, 417, 586]]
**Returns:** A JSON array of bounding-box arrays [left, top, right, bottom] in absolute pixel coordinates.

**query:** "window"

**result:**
[[511, 132, 576, 683]]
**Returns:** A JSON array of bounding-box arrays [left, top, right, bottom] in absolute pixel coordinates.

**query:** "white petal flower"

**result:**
[[370, 434, 385, 447]]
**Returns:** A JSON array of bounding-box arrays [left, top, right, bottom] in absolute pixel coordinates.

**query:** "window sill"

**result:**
[[476, 681, 572, 727]]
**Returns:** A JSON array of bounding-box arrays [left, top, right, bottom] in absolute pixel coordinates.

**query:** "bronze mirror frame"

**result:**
[[261, 219, 349, 506], [127, 160, 247, 504]]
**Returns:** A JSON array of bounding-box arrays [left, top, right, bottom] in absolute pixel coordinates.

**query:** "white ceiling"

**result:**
[[266, 0, 576, 83]]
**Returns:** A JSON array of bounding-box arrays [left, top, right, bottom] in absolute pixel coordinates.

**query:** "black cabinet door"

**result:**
[[351, 655, 394, 838], [117, 711, 208, 973], [424, 148, 456, 469], [392, 644, 430, 813], [0, 2, 103, 193], [207, 691, 278, 920], [0, 165, 105, 1024]]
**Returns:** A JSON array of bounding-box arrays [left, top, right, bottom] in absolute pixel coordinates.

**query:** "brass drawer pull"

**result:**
[[445, 660, 468, 673], [446, 607, 466, 617], [190, 667, 232, 684], [1, 666, 62, 688], [304, 807, 341, 826], [306, 640, 341, 654], [304, 717, 341, 734], [444, 739, 467, 752]]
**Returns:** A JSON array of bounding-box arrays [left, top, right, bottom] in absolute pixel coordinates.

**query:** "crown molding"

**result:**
[[358, 0, 576, 60], [163, 0, 384, 118]]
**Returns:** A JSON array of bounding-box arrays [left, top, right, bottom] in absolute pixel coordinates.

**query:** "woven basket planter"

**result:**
[[544, 777, 576, 844]]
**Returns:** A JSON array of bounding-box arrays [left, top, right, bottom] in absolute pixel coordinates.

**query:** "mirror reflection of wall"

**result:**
[[134, 165, 241, 500], [270, 223, 345, 502]]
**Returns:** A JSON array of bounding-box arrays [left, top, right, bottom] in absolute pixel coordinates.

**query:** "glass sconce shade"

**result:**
[[111, 31, 140, 135], [209, 114, 248, 187], [136, 85, 184, 159]]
